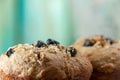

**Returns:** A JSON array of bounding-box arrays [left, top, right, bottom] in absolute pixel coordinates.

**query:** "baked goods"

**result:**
[[73, 35, 120, 80], [0, 39, 92, 80]]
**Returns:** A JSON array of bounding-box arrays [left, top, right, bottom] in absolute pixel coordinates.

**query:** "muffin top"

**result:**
[[74, 35, 119, 48], [0, 39, 92, 80], [73, 35, 120, 73]]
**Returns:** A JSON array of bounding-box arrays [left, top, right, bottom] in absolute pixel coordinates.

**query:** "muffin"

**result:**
[[0, 39, 92, 80], [73, 35, 120, 80]]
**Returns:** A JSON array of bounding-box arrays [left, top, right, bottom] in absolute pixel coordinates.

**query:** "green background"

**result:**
[[0, 0, 120, 54]]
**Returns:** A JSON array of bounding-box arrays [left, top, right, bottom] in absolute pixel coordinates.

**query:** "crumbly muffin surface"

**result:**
[[73, 35, 120, 80], [0, 39, 92, 80]]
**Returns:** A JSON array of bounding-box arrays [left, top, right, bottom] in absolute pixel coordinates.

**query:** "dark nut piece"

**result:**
[[106, 38, 114, 44], [6, 48, 15, 57], [83, 39, 94, 47], [46, 39, 59, 45], [34, 40, 47, 48], [66, 47, 77, 57]]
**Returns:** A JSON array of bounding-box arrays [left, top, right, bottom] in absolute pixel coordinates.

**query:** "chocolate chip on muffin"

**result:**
[[46, 39, 59, 45], [34, 40, 46, 48], [83, 39, 95, 47], [6, 48, 15, 57], [66, 47, 77, 57]]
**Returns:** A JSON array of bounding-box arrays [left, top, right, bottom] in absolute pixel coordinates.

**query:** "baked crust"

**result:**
[[91, 69, 120, 80], [0, 41, 92, 80], [0, 70, 32, 80], [73, 35, 120, 80]]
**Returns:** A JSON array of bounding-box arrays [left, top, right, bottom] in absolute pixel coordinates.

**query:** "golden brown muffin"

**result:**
[[73, 35, 120, 80], [0, 39, 92, 80]]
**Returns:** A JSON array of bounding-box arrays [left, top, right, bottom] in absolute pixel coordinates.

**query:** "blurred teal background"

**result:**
[[0, 0, 120, 54]]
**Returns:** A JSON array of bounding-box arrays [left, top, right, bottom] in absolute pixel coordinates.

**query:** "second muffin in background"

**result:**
[[73, 35, 120, 80]]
